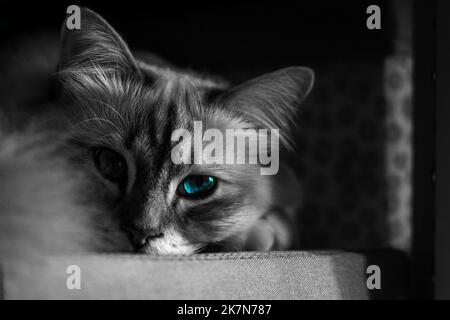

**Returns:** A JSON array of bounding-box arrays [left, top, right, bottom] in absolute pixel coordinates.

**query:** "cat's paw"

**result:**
[[243, 211, 294, 252]]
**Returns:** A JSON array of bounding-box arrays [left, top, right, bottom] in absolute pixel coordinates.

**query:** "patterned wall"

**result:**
[[292, 56, 412, 251]]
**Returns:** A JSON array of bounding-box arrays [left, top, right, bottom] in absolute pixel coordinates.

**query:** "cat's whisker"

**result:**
[[193, 243, 208, 254], [73, 117, 124, 135], [85, 97, 128, 129]]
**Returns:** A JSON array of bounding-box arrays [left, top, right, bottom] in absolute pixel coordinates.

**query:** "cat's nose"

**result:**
[[122, 225, 164, 248]]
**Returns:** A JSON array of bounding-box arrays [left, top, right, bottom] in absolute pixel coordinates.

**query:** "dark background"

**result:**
[[0, 1, 391, 82], [436, 0, 449, 300]]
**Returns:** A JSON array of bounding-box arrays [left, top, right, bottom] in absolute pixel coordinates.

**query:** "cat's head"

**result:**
[[56, 8, 314, 254]]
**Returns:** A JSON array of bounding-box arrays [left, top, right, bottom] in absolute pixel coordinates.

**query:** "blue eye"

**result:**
[[178, 175, 217, 198]]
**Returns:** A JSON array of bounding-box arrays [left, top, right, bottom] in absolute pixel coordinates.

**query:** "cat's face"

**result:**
[[57, 8, 314, 254]]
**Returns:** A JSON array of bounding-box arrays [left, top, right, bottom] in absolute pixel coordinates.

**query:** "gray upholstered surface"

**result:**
[[0, 251, 382, 299], [1, 251, 369, 300]]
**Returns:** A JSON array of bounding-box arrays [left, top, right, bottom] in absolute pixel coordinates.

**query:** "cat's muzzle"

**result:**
[[121, 224, 164, 251]]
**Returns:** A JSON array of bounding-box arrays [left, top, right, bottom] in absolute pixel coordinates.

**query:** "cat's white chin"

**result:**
[[136, 227, 199, 255], [137, 244, 196, 255]]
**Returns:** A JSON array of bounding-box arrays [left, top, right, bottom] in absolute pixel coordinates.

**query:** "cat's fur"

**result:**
[[0, 8, 313, 262]]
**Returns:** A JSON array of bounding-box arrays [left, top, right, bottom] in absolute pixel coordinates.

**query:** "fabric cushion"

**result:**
[[0, 250, 407, 300]]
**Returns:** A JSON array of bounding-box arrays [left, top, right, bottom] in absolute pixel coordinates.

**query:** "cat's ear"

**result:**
[[222, 67, 314, 144], [58, 7, 140, 75]]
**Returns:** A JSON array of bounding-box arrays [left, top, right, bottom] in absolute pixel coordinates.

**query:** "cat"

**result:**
[[0, 8, 314, 261]]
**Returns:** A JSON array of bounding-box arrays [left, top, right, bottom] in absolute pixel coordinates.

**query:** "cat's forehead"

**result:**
[[113, 74, 214, 163], [68, 66, 236, 163], [126, 68, 229, 137]]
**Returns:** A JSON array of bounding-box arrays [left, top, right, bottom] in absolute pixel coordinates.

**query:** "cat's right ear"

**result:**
[[58, 7, 141, 76], [218, 67, 314, 148]]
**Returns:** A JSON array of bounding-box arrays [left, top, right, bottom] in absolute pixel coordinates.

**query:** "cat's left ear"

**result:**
[[58, 7, 140, 76], [222, 67, 314, 143], [221, 67, 314, 128]]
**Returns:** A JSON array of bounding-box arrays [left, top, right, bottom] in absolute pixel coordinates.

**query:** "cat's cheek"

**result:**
[[93, 172, 122, 194], [85, 171, 126, 206]]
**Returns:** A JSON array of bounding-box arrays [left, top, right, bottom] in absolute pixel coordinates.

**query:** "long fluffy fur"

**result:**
[[0, 126, 129, 259], [0, 8, 312, 267]]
